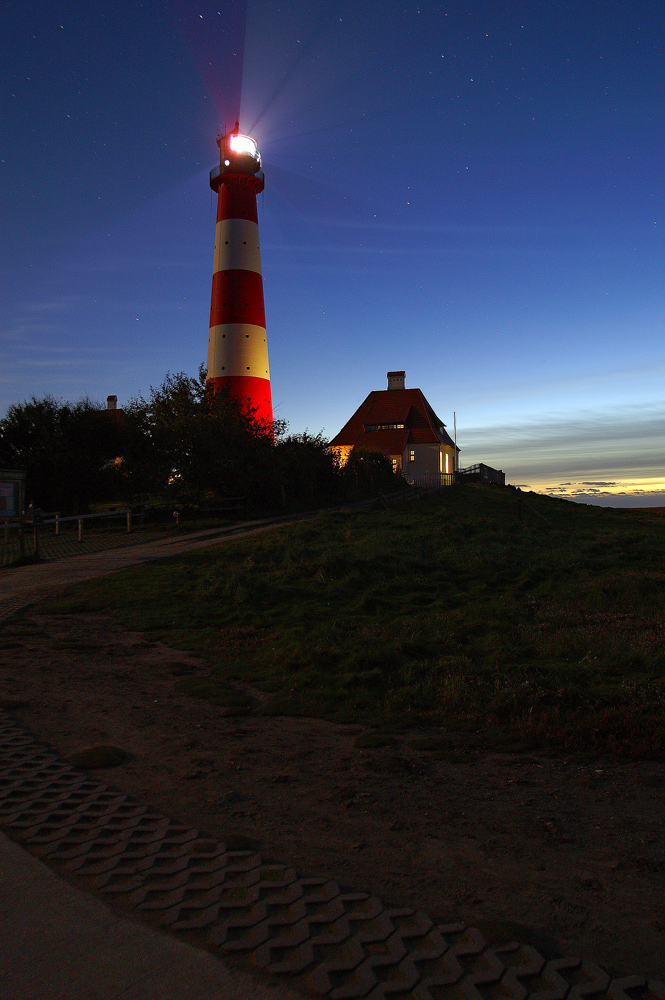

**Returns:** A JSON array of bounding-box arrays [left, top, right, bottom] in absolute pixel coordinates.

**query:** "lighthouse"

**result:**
[[207, 123, 273, 427]]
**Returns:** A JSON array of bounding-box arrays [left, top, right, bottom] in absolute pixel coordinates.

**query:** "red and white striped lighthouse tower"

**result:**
[[207, 123, 273, 426]]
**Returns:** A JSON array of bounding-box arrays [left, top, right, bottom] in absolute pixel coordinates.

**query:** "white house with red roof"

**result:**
[[328, 371, 459, 479]]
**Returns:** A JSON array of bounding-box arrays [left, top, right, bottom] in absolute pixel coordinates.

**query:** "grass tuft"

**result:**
[[69, 746, 129, 769], [406, 738, 452, 753], [354, 733, 398, 749], [0, 698, 30, 711], [191, 840, 218, 853], [50, 641, 105, 652], [260, 868, 287, 881], [220, 834, 253, 852], [175, 677, 251, 711]]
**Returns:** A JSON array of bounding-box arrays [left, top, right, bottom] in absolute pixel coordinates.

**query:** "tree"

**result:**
[[273, 430, 340, 506], [0, 395, 127, 514], [340, 449, 404, 493], [121, 368, 276, 504]]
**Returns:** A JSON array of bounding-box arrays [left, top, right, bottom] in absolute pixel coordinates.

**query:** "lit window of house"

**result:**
[[409, 449, 415, 462]]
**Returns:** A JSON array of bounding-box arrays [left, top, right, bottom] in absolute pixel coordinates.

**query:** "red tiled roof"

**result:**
[[351, 429, 411, 456], [408, 427, 445, 444], [363, 402, 413, 425], [329, 388, 456, 450]]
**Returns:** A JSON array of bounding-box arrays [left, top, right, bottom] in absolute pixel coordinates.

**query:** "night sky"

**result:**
[[2, 0, 664, 505]]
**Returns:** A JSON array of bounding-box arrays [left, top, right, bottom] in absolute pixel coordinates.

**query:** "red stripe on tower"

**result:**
[[207, 123, 273, 427]]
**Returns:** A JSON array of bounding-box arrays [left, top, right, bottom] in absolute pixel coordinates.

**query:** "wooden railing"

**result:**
[[2, 509, 132, 564]]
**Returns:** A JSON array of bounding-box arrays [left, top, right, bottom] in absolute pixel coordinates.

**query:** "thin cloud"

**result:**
[[60, 255, 207, 275], [20, 295, 83, 313], [2, 294, 86, 342], [1, 321, 58, 342], [462, 407, 665, 452], [306, 217, 576, 236]]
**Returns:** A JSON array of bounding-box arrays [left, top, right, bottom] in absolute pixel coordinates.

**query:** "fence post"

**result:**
[[19, 518, 26, 558], [126, 511, 131, 533], [78, 518, 83, 542], [55, 514, 59, 535], [33, 524, 40, 560]]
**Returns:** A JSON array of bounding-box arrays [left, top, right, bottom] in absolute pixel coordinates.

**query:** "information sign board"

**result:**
[[0, 470, 26, 519]]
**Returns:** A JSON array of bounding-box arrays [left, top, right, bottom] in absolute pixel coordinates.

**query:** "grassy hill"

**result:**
[[54, 484, 665, 757]]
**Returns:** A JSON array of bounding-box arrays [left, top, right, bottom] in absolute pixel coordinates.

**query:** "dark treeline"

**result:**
[[0, 369, 402, 516]]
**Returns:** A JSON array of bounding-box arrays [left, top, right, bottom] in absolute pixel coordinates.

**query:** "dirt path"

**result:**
[[1, 607, 663, 980]]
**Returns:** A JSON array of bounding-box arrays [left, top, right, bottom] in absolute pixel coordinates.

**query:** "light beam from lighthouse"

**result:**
[[207, 123, 273, 428]]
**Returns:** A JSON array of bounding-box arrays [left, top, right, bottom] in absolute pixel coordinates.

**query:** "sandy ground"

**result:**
[[1, 607, 664, 980]]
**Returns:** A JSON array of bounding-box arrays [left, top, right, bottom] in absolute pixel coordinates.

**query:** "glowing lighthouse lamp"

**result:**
[[207, 124, 273, 427]]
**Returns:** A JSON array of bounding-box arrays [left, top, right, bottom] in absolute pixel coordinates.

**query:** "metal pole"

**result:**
[[454, 411, 457, 472], [55, 514, 59, 535], [126, 510, 131, 533], [78, 518, 83, 542], [33, 523, 40, 560]]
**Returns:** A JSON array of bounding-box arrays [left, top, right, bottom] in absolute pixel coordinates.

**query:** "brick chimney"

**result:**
[[107, 395, 118, 410], [387, 371, 405, 391]]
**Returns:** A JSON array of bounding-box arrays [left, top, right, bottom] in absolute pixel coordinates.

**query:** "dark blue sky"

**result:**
[[2, 0, 664, 504]]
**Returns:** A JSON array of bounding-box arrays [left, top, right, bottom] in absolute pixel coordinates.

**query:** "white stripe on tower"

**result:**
[[213, 218, 262, 275], [207, 323, 269, 380]]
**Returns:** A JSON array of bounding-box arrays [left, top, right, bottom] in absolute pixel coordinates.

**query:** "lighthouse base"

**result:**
[[207, 375, 273, 429]]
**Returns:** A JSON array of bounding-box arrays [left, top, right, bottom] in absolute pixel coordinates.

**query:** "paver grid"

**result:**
[[1, 713, 663, 1000], [0, 525, 176, 568]]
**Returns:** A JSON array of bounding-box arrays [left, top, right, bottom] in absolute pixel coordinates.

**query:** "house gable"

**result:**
[[329, 374, 458, 467]]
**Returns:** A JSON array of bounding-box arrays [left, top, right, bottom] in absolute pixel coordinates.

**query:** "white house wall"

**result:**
[[402, 443, 457, 477], [402, 444, 439, 477]]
